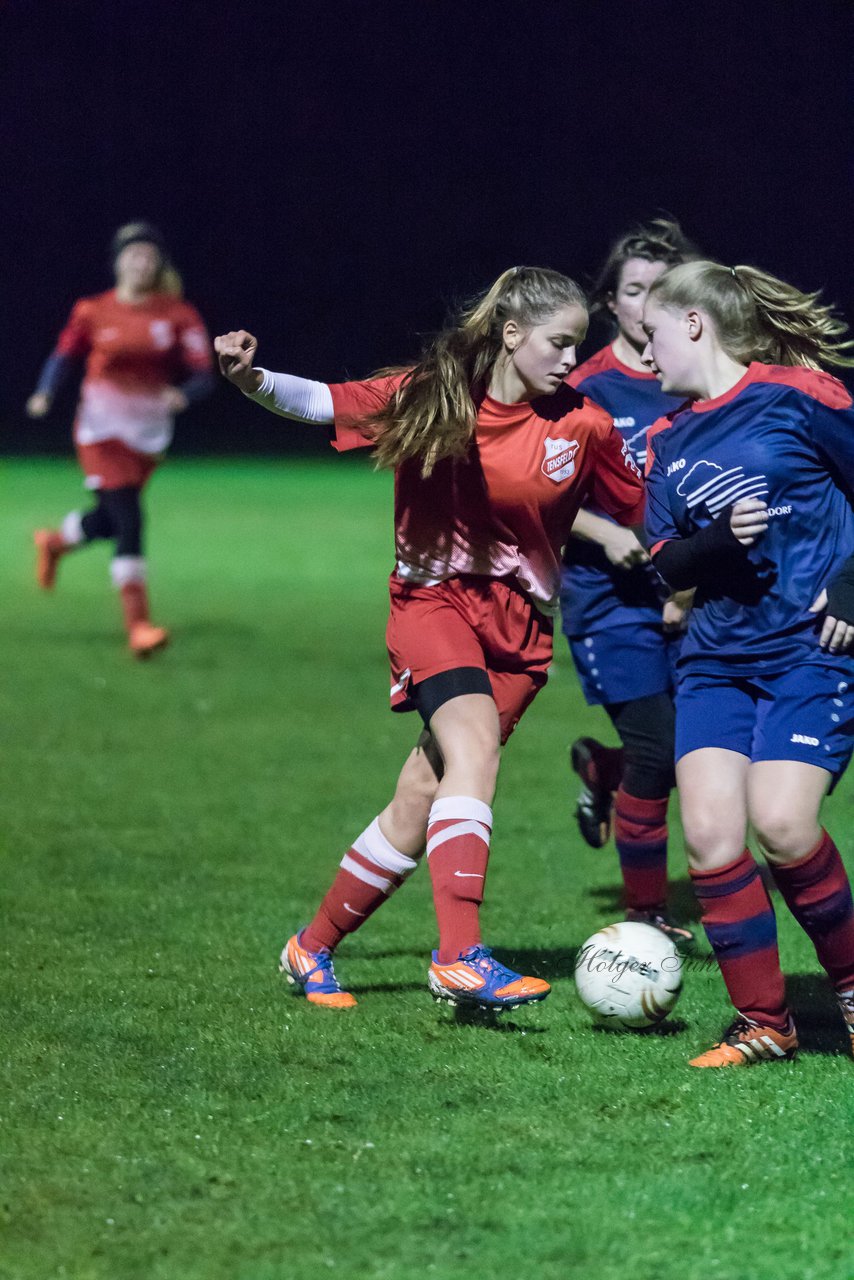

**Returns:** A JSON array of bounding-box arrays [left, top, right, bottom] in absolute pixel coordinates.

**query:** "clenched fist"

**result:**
[[214, 330, 263, 394]]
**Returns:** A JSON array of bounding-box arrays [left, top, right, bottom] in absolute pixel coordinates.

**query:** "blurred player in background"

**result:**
[[644, 259, 854, 1066], [27, 223, 215, 656], [560, 218, 698, 941], [216, 266, 645, 1013]]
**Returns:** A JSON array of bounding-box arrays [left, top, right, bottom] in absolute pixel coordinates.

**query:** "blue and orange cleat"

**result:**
[[279, 931, 357, 1009], [428, 945, 550, 1011], [689, 1016, 798, 1068]]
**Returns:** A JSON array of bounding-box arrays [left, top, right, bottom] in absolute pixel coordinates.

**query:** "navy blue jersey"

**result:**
[[561, 344, 685, 634], [645, 363, 854, 673]]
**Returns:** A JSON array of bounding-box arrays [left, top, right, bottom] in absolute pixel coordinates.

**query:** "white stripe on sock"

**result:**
[[426, 819, 491, 858], [428, 796, 493, 828], [353, 817, 418, 877], [339, 854, 394, 893]]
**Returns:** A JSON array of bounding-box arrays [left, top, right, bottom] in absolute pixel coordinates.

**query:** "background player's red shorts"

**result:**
[[386, 573, 554, 744], [76, 440, 159, 491]]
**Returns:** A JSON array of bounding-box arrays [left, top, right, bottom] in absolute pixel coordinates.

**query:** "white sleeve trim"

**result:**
[[244, 368, 334, 423]]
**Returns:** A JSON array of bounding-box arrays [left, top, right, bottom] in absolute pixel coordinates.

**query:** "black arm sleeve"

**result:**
[[826, 555, 854, 625], [651, 509, 743, 591]]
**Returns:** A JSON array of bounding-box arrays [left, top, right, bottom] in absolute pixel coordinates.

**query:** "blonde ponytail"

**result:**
[[649, 260, 854, 370], [370, 267, 587, 476]]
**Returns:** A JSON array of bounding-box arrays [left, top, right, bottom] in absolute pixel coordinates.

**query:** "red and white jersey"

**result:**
[[329, 375, 644, 611], [55, 289, 213, 454]]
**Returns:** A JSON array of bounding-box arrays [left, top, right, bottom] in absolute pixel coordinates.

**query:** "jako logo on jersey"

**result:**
[[667, 458, 686, 476], [149, 320, 174, 349], [542, 437, 580, 483], [676, 460, 768, 516], [790, 733, 819, 746], [613, 416, 636, 429]]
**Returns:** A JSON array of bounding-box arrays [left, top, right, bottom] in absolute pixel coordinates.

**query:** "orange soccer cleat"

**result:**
[[33, 529, 67, 590], [689, 1016, 798, 1068], [428, 945, 550, 1011], [280, 932, 357, 1008], [128, 621, 170, 658]]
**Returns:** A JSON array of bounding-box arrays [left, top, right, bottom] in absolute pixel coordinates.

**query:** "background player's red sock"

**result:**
[[302, 817, 418, 953], [769, 830, 854, 992], [690, 848, 789, 1028], [427, 796, 492, 963], [614, 786, 668, 912]]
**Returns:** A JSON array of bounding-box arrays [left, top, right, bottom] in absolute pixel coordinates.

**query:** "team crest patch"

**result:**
[[542, 437, 579, 483]]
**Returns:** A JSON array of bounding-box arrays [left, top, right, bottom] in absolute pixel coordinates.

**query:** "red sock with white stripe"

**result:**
[[301, 818, 419, 953], [427, 796, 492, 964]]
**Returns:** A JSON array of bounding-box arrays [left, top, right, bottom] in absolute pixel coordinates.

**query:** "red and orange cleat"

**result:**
[[280, 931, 357, 1009], [129, 622, 170, 658], [33, 529, 66, 590], [689, 1016, 798, 1068], [428, 945, 550, 1011]]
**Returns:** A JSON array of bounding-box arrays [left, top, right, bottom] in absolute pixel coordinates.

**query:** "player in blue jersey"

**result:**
[[642, 259, 854, 1067], [560, 219, 698, 941]]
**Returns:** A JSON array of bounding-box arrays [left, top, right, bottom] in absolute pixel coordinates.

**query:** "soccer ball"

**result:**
[[574, 921, 683, 1029]]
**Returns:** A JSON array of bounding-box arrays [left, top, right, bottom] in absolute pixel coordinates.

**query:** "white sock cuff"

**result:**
[[428, 796, 493, 828], [61, 511, 84, 545], [353, 818, 418, 876], [110, 555, 147, 588]]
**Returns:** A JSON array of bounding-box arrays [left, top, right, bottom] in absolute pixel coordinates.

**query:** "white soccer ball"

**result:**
[[574, 921, 683, 1029]]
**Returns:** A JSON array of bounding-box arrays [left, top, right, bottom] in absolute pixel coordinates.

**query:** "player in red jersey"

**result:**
[[642, 260, 854, 1066], [27, 223, 215, 656], [216, 267, 645, 1012], [559, 219, 698, 942]]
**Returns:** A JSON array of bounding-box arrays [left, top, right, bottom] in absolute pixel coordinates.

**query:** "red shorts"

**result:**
[[386, 574, 554, 744], [76, 440, 159, 491]]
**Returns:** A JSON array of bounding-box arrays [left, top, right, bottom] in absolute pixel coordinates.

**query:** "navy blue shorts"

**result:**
[[675, 661, 854, 778], [567, 623, 682, 706]]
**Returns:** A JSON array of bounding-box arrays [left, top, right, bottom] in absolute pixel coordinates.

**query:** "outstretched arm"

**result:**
[[214, 330, 333, 423]]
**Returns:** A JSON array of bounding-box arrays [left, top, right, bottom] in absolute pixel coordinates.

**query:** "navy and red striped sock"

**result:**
[[769, 829, 854, 993], [614, 786, 668, 912], [690, 848, 789, 1029]]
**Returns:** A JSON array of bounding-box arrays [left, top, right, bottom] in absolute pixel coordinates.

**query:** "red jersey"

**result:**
[[55, 289, 212, 454], [329, 375, 644, 611]]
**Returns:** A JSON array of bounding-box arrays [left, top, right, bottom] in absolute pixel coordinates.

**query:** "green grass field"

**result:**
[[1, 458, 852, 1280]]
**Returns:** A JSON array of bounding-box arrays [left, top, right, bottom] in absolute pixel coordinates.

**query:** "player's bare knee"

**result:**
[[682, 812, 744, 866], [753, 809, 819, 862]]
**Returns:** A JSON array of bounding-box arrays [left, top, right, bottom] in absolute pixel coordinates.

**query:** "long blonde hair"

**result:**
[[370, 266, 587, 476], [648, 259, 854, 370]]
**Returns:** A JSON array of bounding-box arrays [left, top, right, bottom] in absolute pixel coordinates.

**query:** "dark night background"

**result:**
[[2, 0, 852, 456]]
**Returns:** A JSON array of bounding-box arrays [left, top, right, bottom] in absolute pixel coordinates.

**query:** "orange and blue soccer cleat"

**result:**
[[837, 989, 854, 1059], [688, 1016, 798, 1068], [33, 529, 66, 590], [129, 622, 170, 658], [428, 945, 550, 1011], [280, 931, 357, 1009], [569, 737, 622, 849]]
